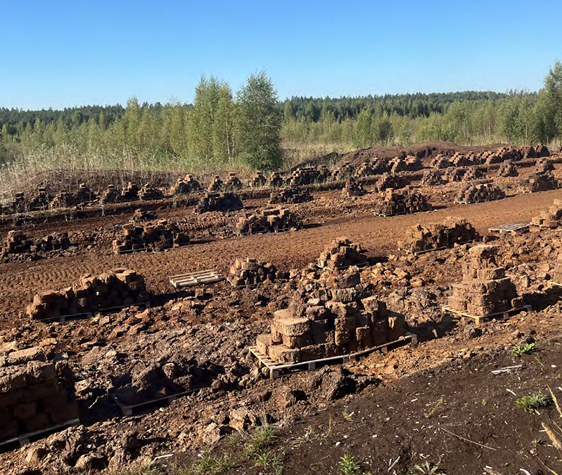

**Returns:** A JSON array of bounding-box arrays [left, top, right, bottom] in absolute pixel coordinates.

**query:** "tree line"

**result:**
[[1, 63, 561, 175]]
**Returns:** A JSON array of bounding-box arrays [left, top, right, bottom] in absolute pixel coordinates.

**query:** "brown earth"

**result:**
[[1, 148, 562, 474]]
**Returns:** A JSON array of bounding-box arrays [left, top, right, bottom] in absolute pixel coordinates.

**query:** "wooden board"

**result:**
[[169, 270, 224, 289], [442, 305, 532, 325], [0, 418, 79, 451], [112, 389, 198, 416], [488, 223, 530, 234], [35, 301, 151, 323], [249, 333, 417, 379]]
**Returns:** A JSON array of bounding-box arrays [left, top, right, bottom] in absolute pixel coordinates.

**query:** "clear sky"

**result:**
[[1, 0, 561, 110]]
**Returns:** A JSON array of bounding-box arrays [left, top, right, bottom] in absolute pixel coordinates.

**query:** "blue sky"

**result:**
[[1, 0, 561, 109]]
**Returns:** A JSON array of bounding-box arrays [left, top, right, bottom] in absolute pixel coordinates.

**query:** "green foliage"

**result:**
[[535, 61, 562, 143], [512, 342, 536, 357], [515, 393, 551, 412], [338, 454, 361, 475], [235, 71, 283, 170], [408, 461, 446, 475], [1, 62, 561, 185], [245, 424, 278, 456]]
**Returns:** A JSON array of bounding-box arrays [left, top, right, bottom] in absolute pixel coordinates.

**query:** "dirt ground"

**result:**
[[1, 145, 562, 475]]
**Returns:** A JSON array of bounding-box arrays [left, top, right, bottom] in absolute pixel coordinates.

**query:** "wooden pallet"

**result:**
[[169, 270, 224, 289], [0, 418, 79, 451], [249, 333, 417, 379], [488, 223, 530, 234], [315, 262, 369, 271], [400, 246, 448, 256], [35, 301, 151, 323], [112, 389, 198, 416], [115, 243, 190, 255], [374, 211, 407, 218], [442, 305, 532, 325]]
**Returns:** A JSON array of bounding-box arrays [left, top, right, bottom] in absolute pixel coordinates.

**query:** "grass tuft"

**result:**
[[515, 393, 551, 412], [512, 342, 535, 357]]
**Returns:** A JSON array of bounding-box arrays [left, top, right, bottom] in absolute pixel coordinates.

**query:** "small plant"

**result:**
[[409, 461, 446, 475], [226, 431, 242, 446], [215, 454, 236, 472], [270, 454, 284, 475], [245, 425, 278, 457], [338, 454, 360, 475], [255, 450, 274, 467], [515, 393, 551, 413], [342, 410, 354, 421], [513, 342, 536, 357], [424, 396, 444, 419]]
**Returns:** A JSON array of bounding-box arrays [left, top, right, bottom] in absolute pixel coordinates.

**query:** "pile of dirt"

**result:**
[[194, 192, 244, 214], [398, 217, 479, 254], [0, 346, 77, 442], [99, 185, 120, 204], [430, 154, 452, 169], [444, 168, 464, 182], [520, 171, 559, 192], [228, 258, 278, 287], [374, 188, 431, 216], [224, 173, 243, 190], [267, 171, 284, 188], [1, 230, 72, 255], [130, 208, 157, 222], [389, 155, 422, 173], [119, 182, 140, 201], [138, 183, 164, 201], [550, 253, 562, 284], [288, 167, 326, 186], [112, 220, 190, 253], [332, 161, 355, 181], [341, 178, 366, 197], [256, 266, 404, 364], [51, 183, 96, 208], [317, 237, 368, 270], [448, 244, 522, 316], [497, 159, 518, 177], [248, 171, 267, 188], [462, 167, 486, 181], [534, 158, 555, 174], [26, 269, 148, 320], [207, 175, 224, 192], [530, 199, 562, 228], [235, 208, 302, 236], [375, 173, 407, 192], [420, 169, 444, 186], [456, 182, 505, 203], [269, 187, 313, 204], [170, 174, 201, 195]]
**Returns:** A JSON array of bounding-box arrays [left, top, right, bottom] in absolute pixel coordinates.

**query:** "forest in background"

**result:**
[[0, 62, 561, 189]]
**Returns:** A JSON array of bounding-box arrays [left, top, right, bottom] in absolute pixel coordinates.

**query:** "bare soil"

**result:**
[[1, 146, 562, 475]]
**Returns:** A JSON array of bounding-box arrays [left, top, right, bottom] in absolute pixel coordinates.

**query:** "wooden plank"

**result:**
[[488, 223, 530, 233], [443, 305, 531, 325], [169, 270, 223, 289], [249, 332, 417, 379], [112, 389, 198, 416], [0, 418, 79, 450]]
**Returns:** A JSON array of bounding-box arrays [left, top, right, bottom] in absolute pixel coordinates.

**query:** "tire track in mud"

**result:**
[[0, 188, 560, 328]]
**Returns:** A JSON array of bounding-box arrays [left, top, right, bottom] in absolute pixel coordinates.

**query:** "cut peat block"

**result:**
[[442, 304, 532, 325], [249, 332, 417, 379]]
